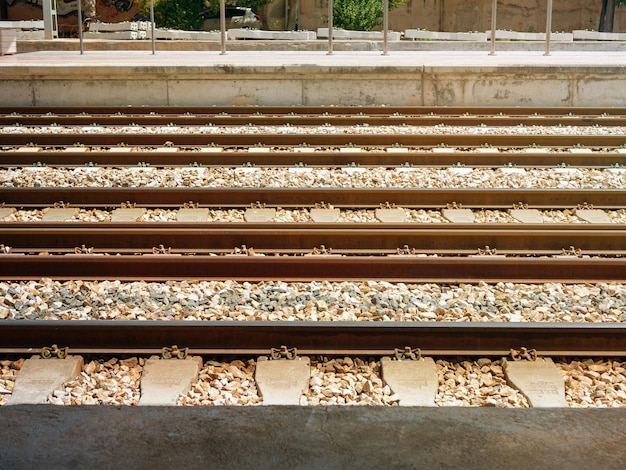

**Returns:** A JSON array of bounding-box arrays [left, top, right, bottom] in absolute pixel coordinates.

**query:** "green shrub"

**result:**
[[138, 0, 273, 30], [137, 0, 203, 30], [333, 0, 410, 31]]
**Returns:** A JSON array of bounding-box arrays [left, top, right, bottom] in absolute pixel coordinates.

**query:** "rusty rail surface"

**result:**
[[1, 106, 625, 126], [1, 223, 626, 252], [1, 133, 624, 148], [1, 255, 625, 283], [2, 149, 625, 167], [1, 321, 625, 356], [2, 187, 625, 208]]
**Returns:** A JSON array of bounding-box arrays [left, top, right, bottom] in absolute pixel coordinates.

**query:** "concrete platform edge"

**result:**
[[1, 406, 625, 469], [2, 50, 626, 106]]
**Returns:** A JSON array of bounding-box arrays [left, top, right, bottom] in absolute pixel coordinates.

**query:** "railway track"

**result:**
[[2, 106, 625, 125], [1, 106, 625, 150], [1, 106, 626, 408], [3, 149, 625, 168], [2, 107, 624, 280], [2, 187, 625, 207], [2, 130, 624, 148], [2, 255, 625, 283], [2, 321, 626, 356]]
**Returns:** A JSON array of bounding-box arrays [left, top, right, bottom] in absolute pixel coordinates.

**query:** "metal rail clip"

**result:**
[[314, 201, 333, 209], [250, 201, 266, 209], [183, 201, 199, 209], [74, 245, 94, 254], [380, 202, 397, 209], [393, 346, 422, 361], [269, 346, 298, 360], [512, 202, 529, 210], [312, 245, 333, 255], [477, 246, 498, 256], [561, 246, 583, 257], [577, 202, 594, 210], [446, 202, 463, 209], [232, 245, 256, 256], [152, 245, 172, 255], [162, 345, 188, 360], [53, 201, 69, 209], [510, 347, 538, 362], [121, 201, 136, 209], [0, 244, 12, 254], [41, 344, 69, 359], [396, 245, 418, 255]]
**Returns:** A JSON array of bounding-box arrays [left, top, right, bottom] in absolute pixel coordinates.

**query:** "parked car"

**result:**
[[202, 6, 262, 31]]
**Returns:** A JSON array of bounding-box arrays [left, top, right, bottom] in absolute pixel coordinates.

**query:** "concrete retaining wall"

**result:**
[[1, 59, 624, 107]]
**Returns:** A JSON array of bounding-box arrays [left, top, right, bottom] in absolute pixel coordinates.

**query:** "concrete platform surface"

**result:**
[[2, 49, 625, 73], [1, 406, 625, 469]]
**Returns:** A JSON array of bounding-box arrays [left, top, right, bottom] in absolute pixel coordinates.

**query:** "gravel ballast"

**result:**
[[3, 207, 626, 223], [1, 279, 626, 323], [2, 166, 625, 189], [2, 357, 625, 407]]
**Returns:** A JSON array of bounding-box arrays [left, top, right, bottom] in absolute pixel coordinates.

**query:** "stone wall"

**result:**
[[5, 0, 626, 34], [269, 0, 626, 33]]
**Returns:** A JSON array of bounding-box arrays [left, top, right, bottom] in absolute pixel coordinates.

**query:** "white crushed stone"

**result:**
[[3, 207, 626, 223], [0, 358, 23, 405], [2, 166, 625, 189], [47, 357, 142, 405], [2, 356, 623, 407], [558, 359, 626, 407], [2, 124, 625, 137], [1, 279, 625, 323]]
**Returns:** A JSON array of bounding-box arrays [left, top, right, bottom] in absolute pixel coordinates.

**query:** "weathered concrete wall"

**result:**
[[284, 0, 626, 33], [6, 0, 626, 33], [2, 61, 625, 107], [438, 0, 624, 33]]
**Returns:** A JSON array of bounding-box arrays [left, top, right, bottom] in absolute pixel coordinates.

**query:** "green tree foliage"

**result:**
[[333, 0, 410, 31], [139, 0, 272, 30], [138, 0, 204, 30]]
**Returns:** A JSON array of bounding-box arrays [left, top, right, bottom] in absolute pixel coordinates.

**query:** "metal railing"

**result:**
[[72, 0, 558, 57]]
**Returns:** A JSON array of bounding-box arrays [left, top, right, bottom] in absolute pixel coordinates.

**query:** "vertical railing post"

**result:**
[[284, 0, 289, 30], [544, 0, 553, 56], [150, 0, 155, 54], [327, 0, 333, 55], [43, 0, 59, 39], [382, 0, 388, 55], [489, 0, 497, 55], [77, 0, 83, 54], [220, 0, 227, 55]]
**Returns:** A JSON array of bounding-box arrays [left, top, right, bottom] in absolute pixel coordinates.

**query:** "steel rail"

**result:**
[[1, 255, 625, 283], [1, 133, 624, 148], [2, 149, 625, 167], [2, 114, 625, 127], [2, 223, 626, 252], [2, 188, 625, 208], [1, 321, 625, 356]]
